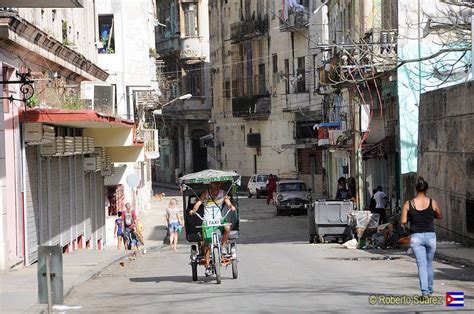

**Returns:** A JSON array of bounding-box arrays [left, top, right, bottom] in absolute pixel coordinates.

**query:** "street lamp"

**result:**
[[313, 0, 328, 14], [152, 93, 192, 115]]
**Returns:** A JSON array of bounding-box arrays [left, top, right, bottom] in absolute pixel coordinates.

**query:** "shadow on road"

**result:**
[[236, 216, 308, 245], [129, 275, 232, 284]]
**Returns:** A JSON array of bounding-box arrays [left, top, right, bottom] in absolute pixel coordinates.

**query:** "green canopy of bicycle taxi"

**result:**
[[179, 169, 241, 186]]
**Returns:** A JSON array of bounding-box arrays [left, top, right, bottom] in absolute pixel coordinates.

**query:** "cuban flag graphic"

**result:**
[[446, 292, 464, 307]]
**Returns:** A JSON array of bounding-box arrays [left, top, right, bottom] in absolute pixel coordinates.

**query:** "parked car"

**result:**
[[273, 180, 312, 215], [247, 174, 269, 198]]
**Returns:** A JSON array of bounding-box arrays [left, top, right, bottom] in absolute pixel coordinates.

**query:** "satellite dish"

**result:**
[[126, 173, 140, 188]]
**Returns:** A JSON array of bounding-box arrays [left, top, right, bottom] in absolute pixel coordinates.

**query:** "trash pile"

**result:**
[[346, 211, 409, 250]]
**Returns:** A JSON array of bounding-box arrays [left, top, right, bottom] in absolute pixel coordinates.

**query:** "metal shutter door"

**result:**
[[84, 172, 92, 239], [68, 156, 75, 243], [25, 146, 39, 264], [75, 156, 84, 237], [41, 158, 48, 245], [98, 175, 104, 241], [60, 158, 70, 245], [49, 158, 60, 245]]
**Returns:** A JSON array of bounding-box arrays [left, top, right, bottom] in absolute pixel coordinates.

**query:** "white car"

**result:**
[[247, 174, 269, 198]]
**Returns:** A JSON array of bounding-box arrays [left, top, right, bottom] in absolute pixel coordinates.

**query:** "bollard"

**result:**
[[38, 246, 63, 308], [45, 254, 52, 313]]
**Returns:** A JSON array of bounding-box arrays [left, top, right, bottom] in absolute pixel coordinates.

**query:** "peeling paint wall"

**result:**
[[418, 81, 474, 246]]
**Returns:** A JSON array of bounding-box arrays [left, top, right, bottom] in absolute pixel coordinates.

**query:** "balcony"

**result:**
[[180, 37, 206, 61], [283, 93, 309, 112], [232, 94, 270, 120], [156, 34, 180, 55], [279, 9, 308, 32], [230, 16, 269, 43]]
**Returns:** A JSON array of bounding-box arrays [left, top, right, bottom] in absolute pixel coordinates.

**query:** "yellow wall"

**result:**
[[83, 128, 134, 147], [105, 146, 144, 162]]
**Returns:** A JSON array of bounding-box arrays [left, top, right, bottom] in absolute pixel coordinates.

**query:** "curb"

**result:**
[[63, 241, 167, 298], [435, 252, 474, 268], [62, 251, 129, 300]]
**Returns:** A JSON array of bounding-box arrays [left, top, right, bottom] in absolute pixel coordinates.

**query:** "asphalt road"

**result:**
[[65, 193, 474, 313]]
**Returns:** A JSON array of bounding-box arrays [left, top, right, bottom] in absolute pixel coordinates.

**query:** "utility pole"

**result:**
[[354, 100, 364, 211]]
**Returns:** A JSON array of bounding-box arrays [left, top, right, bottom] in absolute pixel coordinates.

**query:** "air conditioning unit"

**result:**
[[83, 137, 95, 154], [247, 133, 261, 148], [40, 141, 56, 156], [55, 136, 65, 155], [74, 137, 83, 154], [80, 81, 114, 114], [25, 123, 55, 144], [64, 136, 75, 155]]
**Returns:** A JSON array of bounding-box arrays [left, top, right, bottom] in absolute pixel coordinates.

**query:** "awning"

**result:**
[[0, 1, 84, 7], [313, 121, 341, 129], [19, 109, 134, 129]]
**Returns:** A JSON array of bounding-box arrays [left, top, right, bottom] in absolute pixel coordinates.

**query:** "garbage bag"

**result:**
[[342, 238, 358, 249]]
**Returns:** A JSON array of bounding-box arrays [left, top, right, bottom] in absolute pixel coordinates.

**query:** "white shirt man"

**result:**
[[374, 190, 388, 209]]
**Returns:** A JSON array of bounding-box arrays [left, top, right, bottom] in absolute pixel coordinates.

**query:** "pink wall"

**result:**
[[4, 71, 23, 264]]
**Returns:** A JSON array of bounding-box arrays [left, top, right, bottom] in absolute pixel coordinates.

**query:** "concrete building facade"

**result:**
[[208, 0, 328, 192], [155, 0, 212, 183], [398, 0, 472, 190], [0, 0, 157, 269], [418, 81, 474, 246]]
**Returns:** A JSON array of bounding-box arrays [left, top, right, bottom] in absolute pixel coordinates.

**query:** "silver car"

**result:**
[[274, 180, 312, 215]]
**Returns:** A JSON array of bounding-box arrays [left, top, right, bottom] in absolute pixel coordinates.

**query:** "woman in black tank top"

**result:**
[[401, 177, 442, 297]]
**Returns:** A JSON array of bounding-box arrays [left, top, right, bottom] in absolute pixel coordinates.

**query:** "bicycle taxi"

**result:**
[[179, 169, 240, 284]]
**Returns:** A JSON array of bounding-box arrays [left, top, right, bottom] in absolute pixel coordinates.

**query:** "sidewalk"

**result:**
[[0, 189, 172, 313], [362, 241, 474, 269], [435, 242, 474, 268]]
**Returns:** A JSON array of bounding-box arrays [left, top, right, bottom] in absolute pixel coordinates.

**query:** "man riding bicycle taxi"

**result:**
[[189, 181, 236, 276]]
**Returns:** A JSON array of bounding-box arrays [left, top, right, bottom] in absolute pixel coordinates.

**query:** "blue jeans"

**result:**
[[410, 232, 436, 295]]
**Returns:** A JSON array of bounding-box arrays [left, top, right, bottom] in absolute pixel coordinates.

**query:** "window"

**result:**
[[224, 81, 230, 99], [183, 3, 199, 36], [284, 59, 290, 94], [61, 20, 68, 44], [313, 54, 319, 91], [257, 175, 268, 183], [272, 54, 278, 73], [98, 15, 115, 53], [186, 63, 201, 96], [297, 57, 306, 93], [258, 63, 266, 94]]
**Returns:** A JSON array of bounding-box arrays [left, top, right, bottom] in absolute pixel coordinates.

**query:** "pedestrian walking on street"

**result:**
[[166, 198, 182, 252], [123, 203, 137, 250], [266, 174, 277, 205], [401, 176, 442, 297], [373, 186, 389, 224], [114, 212, 124, 250]]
